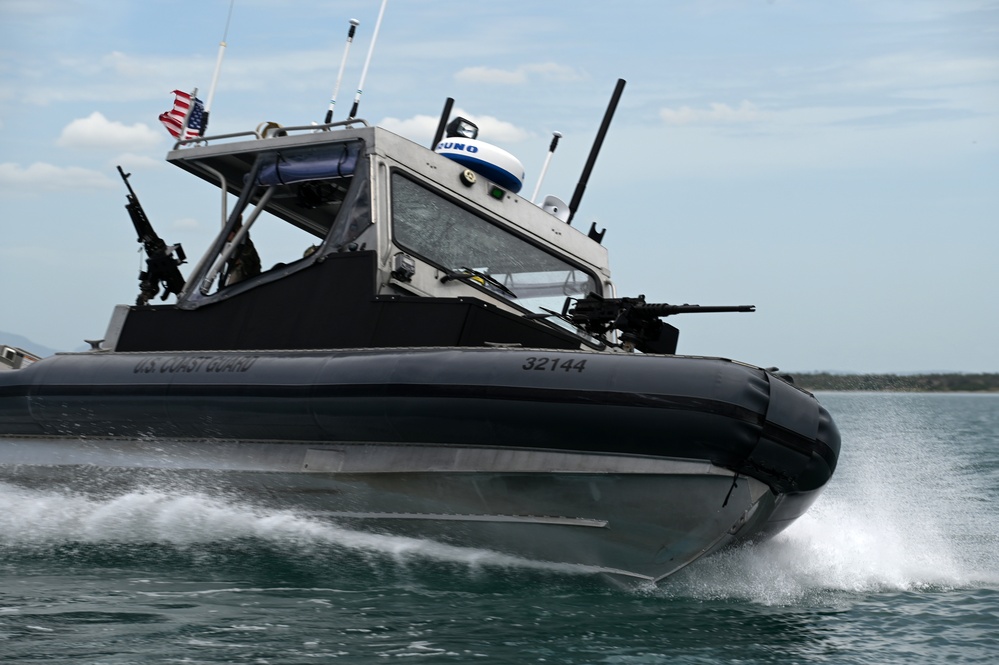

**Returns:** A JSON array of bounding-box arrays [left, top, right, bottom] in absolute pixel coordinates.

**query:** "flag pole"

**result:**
[[202, 0, 236, 136], [348, 0, 388, 120], [201, 43, 226, 135], [325, 18, 360, 124]]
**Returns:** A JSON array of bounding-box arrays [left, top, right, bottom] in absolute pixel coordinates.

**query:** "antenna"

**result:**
[[201, 0, 236, 136], [430, 97, 455, 149], [325, 18, 360, 124], [531, 131, 562, 203], [348, 0, 389, 120], [566, 78, 626, 225]]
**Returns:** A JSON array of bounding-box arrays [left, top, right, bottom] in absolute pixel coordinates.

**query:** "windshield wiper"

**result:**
[[440, 267, 518, 298]]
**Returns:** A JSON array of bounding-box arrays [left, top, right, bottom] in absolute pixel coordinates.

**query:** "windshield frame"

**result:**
[[389, 171, 603, 337], [177, 140, 371, 308]]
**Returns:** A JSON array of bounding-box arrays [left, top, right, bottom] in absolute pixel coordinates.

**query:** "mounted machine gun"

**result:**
[[564, 293, 755, 354], [117, 166, 187, 306]]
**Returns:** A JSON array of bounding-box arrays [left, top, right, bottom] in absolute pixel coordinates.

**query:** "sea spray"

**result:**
[[0, 482, 597, 579], [656, 393, 999, 605]]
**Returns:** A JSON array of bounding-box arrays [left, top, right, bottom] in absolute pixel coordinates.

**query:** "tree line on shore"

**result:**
[[789, 372, 999, 392]]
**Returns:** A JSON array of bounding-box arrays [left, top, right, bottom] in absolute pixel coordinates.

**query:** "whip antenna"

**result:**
[[348, 0, 388, 120], [201, 0, 236, 136], [325, 18, 360, 124], [531, 131, 562, 203], [430, 97, 455, 149], [567, 78, 626, 225]]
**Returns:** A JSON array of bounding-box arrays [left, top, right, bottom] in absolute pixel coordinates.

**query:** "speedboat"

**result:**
[[0, 79, 839, 583]]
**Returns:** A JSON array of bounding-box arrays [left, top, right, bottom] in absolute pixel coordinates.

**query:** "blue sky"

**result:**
[[1, 0, 997, 372]]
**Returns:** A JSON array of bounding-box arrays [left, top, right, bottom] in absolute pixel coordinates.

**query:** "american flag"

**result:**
[[159, 90, 204, 139]]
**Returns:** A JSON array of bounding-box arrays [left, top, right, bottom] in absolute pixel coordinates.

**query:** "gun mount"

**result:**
[[564, 293, 755, 354], [117, 166, 187, 306]]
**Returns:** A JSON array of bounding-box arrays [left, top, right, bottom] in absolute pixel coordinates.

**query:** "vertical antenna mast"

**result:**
[[348, 0, 389, 120], [567, 78, 626, 225], [430, 97, 455, 149], [531, 131, 562, 203], [202, 0, 236, 136], [325, 18, 360, 124]]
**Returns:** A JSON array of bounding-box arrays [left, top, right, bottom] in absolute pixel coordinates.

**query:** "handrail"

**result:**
[[171, 118, 371, 150]]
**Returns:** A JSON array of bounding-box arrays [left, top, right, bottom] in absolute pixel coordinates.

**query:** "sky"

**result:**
[[1, 0, 997, 373]]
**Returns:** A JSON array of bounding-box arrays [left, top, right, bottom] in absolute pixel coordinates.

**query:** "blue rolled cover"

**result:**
[[256, 141, 361, 186]]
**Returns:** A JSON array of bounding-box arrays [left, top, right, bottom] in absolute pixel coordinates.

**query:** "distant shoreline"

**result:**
[[790, 372, 999, 392]]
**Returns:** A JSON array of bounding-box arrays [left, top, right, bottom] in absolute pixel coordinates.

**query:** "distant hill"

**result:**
[[0, 331, 61, 358], [791, 372, 999, 392]]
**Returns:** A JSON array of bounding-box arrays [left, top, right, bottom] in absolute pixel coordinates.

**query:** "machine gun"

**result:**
[[564, 293, 755, 354], [117, 166, 187, 306]]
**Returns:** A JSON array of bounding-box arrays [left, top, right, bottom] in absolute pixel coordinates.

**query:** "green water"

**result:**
[[2, 393, 997, 663]]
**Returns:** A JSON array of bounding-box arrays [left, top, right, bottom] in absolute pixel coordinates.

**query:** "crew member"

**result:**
[[221, 220, 261, 286]]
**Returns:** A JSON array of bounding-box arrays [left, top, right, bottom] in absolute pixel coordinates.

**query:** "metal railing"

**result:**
[[171, 118, 370, 150]]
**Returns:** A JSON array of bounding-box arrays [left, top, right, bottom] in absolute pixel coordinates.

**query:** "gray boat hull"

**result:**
[[0, 347, 839, 582]]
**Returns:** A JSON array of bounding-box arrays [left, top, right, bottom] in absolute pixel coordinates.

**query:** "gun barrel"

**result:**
[[116, 165, 137, 199], [635, 303, 756, 317], [118, 165, 159, 246]]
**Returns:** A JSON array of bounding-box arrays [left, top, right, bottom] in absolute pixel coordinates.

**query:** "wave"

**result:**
[[3, 473, 994, 603], [659, 394, 999, 604], [660, 495, 995, 605], [0, 481, 594, 580]]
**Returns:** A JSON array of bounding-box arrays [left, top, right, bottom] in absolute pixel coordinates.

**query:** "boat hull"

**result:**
[[0, 347, 839, 582]]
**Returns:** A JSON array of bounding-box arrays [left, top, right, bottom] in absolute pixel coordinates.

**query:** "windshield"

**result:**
[[181, 139, 370, 304], [390, 173, 598, 314]]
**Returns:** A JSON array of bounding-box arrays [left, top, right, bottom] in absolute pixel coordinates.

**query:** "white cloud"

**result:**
[[19, 49, 226, 106], [0, 162, 115, 191], [381, 107, 531, 145], [659, 101, 767, 126], [379, 114, 443, 143], [57, 112, 162, 151], [455, 62, 586, 85], [462, 113, 531, 143]]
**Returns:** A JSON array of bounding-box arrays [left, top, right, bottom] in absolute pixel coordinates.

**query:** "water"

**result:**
[[1, 393, 997, 663]]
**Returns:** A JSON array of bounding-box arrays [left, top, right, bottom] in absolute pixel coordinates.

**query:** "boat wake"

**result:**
[[3, 474, 992, 600], [0, 481, 596, 579], [659, 396, 999, 604], [659, 495, 992, 606]]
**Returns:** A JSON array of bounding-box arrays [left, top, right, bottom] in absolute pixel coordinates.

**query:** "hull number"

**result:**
[[521, 357, 587, 373]]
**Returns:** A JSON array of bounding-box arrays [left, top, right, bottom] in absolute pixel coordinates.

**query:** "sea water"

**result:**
[[1, 393, 997, 663]]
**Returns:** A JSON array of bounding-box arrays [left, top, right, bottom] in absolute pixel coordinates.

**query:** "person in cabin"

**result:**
[[222, 218, 261, 286]]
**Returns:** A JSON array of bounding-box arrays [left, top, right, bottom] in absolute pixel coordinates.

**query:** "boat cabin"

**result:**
[[0, 345, 40, 371], [104, 120, 615, 353]]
